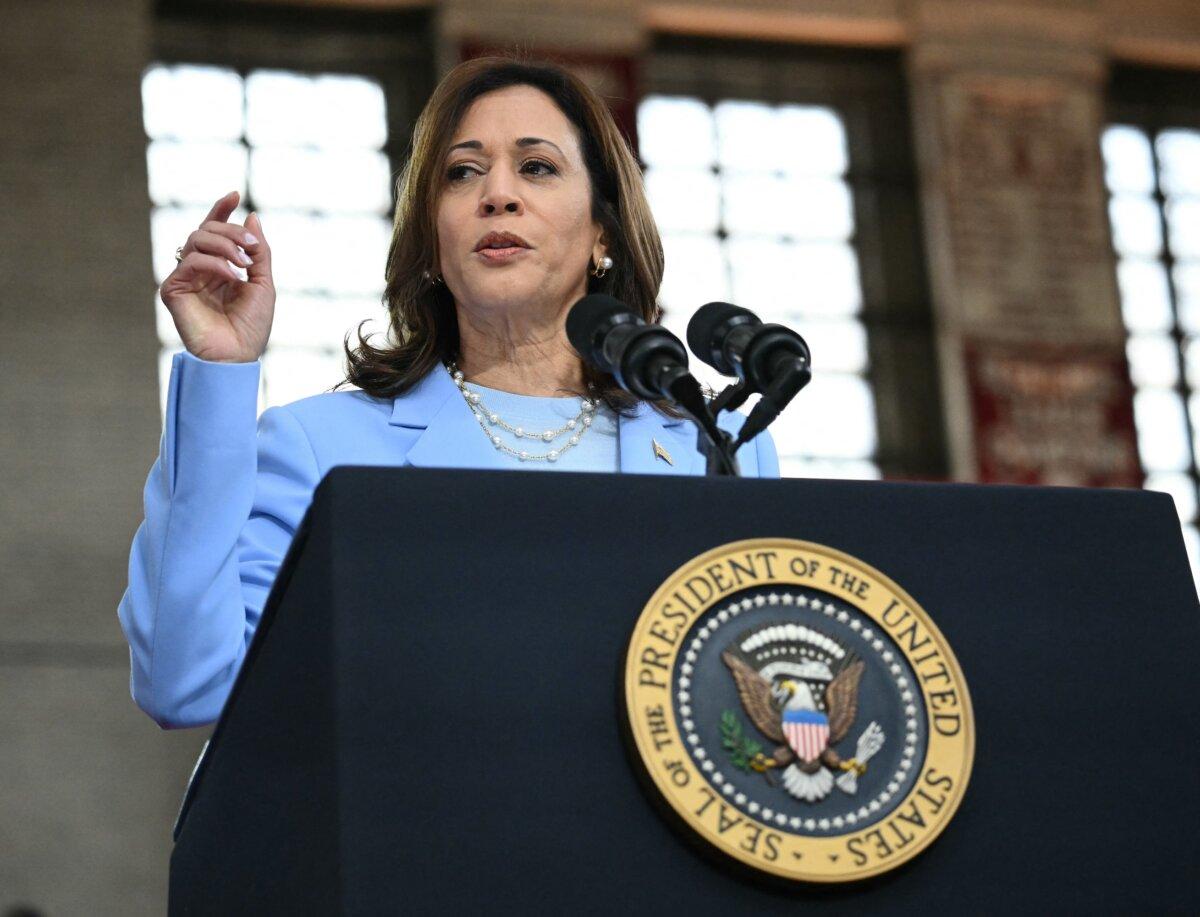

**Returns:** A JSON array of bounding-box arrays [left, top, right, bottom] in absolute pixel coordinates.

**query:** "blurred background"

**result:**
[[3, 0, 1200, 911]]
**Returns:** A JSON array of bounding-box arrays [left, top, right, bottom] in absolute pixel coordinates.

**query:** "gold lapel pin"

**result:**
[[652, 438, 674, 466]]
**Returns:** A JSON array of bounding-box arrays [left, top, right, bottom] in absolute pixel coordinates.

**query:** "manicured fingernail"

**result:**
[[244, 232, 259, 245], [239, 251, 253, 265]]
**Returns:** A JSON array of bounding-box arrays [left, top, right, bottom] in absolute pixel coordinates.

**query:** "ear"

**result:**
[[590, 227, 607, 268]]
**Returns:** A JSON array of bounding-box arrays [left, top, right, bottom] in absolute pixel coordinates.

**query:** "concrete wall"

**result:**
[[3, 0, 1200, 911], [0, 1, 207, 913]]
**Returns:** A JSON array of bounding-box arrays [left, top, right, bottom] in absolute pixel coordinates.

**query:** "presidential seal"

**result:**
[[623, 539, 974, 883]]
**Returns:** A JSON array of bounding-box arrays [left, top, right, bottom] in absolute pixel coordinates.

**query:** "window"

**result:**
[[144, 3, 432, 417], [639, 39, 943, 481], [143, 64, 392, 414], [640, 96, 875, 478], [1104, 66, 1200, 573]]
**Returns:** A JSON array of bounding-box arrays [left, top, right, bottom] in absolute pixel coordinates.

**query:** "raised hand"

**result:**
[[160, 190, 275, 364]]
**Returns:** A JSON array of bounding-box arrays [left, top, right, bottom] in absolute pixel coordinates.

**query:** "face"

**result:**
[[435, 85, 606, 323]]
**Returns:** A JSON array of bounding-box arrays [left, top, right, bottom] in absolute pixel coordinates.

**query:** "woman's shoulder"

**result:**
[[258, 386, 399, 468], [273, 386, 391, 429], [269, 365, 448, 441]]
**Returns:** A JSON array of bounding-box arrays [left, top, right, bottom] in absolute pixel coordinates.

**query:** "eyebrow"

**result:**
[[446, 137, 567, 158], [516, 137, 566, 158]]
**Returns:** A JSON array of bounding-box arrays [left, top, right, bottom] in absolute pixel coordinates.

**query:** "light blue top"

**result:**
[[118, 352, 779, 729], [462, 381, 620, 472]]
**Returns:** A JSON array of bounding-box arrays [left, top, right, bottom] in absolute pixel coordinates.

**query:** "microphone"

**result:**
[[567, 294, 701, 406], [686, 301, 811, 393], [568, 294, 737, 473], [686, 302, 812, 447]]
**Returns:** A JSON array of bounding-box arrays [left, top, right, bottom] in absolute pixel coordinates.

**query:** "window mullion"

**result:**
[[1149, 128, 1200, 510]]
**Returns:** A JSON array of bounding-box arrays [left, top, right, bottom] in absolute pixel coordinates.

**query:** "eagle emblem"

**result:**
[[721, 623, 885, 803]]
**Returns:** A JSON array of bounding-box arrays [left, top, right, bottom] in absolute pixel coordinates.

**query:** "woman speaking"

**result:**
[[119, 57, 779, 729]]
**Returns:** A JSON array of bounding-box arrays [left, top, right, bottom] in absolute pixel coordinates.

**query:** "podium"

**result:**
[[169, 468, 1200, 913]]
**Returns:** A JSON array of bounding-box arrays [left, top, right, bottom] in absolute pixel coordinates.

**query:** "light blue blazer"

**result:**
[[119, 351, 779, 728]]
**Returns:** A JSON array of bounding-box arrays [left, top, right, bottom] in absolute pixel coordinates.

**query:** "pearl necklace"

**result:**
[[447, 361, 597, 463]]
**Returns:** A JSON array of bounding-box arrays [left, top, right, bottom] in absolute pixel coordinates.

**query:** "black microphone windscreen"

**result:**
[[566, 294, 628, 356], [686, 301, 753, 361]]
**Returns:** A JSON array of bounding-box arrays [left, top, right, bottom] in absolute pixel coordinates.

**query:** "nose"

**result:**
[[477, 169, 524, 217]]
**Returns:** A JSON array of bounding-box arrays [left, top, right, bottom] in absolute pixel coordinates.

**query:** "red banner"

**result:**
[[966, 339, 1142, 488]]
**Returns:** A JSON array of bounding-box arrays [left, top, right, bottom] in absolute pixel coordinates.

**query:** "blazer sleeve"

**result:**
[[753, 429, 780, 479], [117, 351, 321, 729]]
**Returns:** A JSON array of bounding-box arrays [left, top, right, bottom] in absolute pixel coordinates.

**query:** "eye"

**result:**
[[446, 163, 479, 183], [521, 158, 558, 177]]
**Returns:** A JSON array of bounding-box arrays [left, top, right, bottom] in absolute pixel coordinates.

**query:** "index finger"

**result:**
[[201, 190, 241, 227]]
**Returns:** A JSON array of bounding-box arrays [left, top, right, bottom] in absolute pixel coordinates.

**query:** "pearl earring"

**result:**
[[591, 255, 614, 278]]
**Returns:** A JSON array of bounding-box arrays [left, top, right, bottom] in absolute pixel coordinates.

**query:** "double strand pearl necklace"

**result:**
[[447, 361, 597, 463]]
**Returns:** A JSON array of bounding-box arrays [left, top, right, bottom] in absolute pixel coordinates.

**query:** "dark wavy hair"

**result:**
[[341, 55, 665, 412]]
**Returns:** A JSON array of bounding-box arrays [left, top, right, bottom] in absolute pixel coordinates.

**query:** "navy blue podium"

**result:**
[[169, 468, 1200, 914]]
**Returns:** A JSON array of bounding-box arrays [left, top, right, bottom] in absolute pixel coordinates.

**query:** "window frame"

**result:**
[[147, 1, 435, 411], [1106, 65, 1200, 543], [640, 36, 946, 480]]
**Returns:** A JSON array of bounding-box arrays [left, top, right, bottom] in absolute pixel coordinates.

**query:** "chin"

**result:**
[[461, 272, 570, 312]]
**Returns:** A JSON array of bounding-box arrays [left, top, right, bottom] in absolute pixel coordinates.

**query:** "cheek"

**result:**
[[435, 204, 467, 272], [434, 204, 455, 248], [548, 189, 597, 247]]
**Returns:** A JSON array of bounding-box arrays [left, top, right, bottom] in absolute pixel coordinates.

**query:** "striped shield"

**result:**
[[782, 708, 830, 763]]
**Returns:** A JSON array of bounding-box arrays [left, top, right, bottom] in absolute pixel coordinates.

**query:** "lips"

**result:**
[[472, 231, 533, 265]]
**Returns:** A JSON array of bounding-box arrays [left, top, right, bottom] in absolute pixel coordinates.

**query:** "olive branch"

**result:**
[[720, 709, 763, 772]]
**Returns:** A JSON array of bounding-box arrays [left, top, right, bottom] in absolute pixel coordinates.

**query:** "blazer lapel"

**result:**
[[619, 403, 701, 475], [389, 365, 509, 470]]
